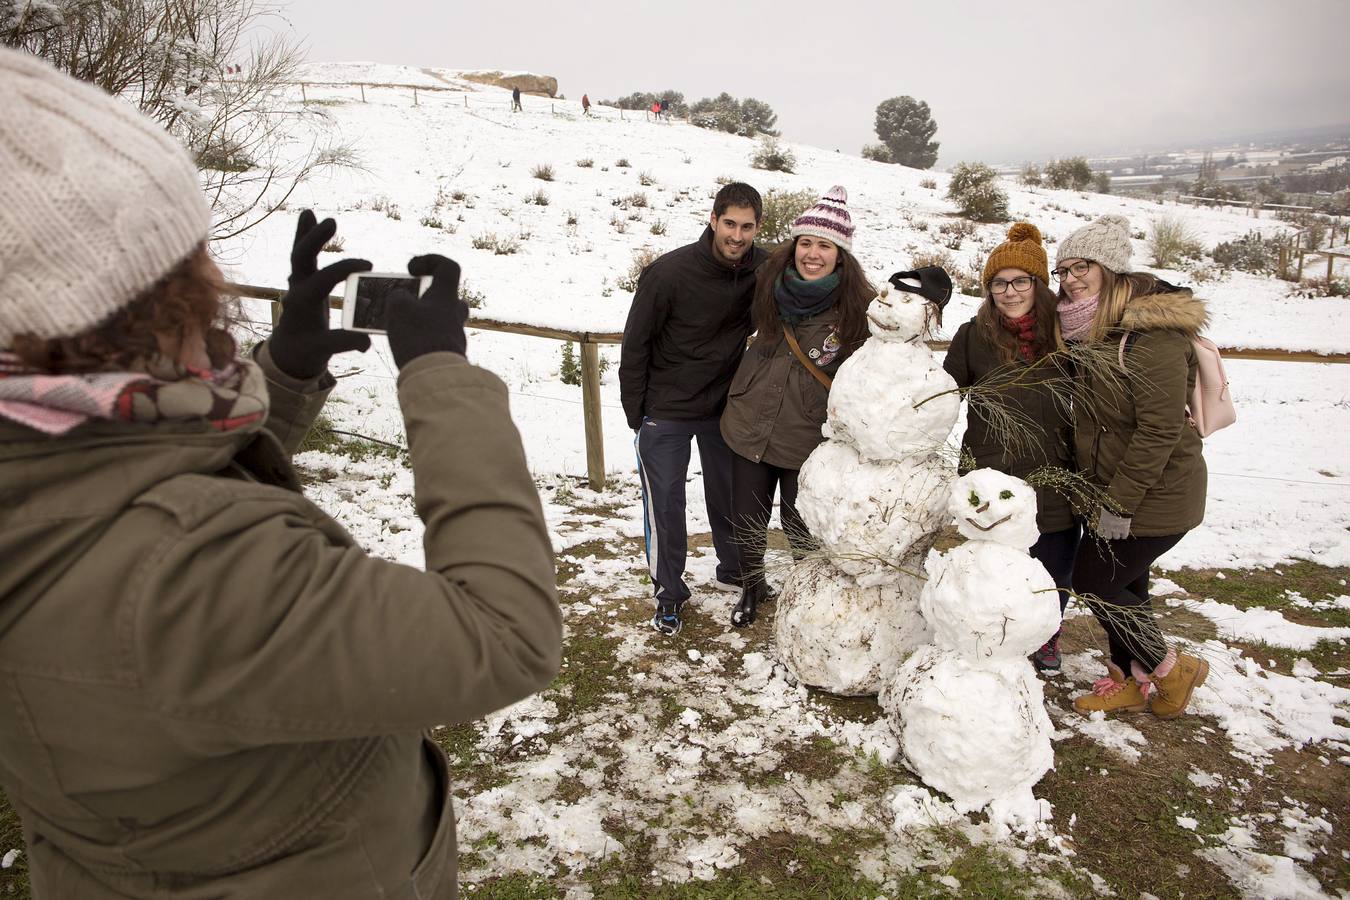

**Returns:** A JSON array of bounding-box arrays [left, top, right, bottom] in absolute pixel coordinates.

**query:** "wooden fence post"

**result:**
[[300, 83, 307, 104], [1329, 254, 1335, 283], [360, 84, 366, 102], [271, 299, 282, 327], [413, 87, 418, 106], [1297, 249, 1305, 280], [580, 342, 605, 492], [464, 95, 468, 108], [1278, 242, 1289, 280]]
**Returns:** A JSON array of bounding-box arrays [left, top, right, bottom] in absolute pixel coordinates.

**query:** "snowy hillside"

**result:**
[[171, 63, 1350, 899], [216, 62, 1350, 573]]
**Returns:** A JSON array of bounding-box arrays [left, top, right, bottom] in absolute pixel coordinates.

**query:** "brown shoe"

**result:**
[[1150, 652, 1209, 719], [1073, 662, 1150, 715]]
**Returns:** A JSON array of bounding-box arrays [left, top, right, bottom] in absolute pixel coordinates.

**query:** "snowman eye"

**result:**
[[967, 490, 980, 507], [999, 490, 1013, 500]]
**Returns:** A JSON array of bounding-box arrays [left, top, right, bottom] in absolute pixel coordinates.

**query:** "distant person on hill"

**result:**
[[719, 186, 875, 627], [620, 182, 768, 636], [659, 97, 669, 120], [650, 100, 661, 121], [511, 85, 522, 112], [0, 48, 560, 899], [582, 93, 591, 116], [1055, 215, 1211, 719]]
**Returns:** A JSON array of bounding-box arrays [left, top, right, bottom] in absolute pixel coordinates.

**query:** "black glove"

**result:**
[[267, 210, 373, 380], [889, 266, 953, 310], [385, 254, 469, 368]]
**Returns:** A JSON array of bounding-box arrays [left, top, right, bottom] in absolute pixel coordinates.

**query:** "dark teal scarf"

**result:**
[[775, 265, 840, 323]]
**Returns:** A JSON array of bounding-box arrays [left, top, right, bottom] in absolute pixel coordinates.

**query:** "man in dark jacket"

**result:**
[[620, 182, 767, 635]]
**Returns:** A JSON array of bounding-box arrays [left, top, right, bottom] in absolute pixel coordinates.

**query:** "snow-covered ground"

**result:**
[[203, 64, 1350, 897]]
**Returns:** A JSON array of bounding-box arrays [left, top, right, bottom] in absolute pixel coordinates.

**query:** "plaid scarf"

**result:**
[[0, 352, 268, 436]]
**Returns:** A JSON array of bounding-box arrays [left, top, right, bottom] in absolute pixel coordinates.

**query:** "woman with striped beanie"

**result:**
[[719, 186, 876, 627]]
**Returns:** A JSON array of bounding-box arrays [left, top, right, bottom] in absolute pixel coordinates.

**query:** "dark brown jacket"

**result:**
[[619, 227, 768, 430], [0, 346, 561, 899], [1073, 289, 1208, 536], [943, 319, 1076, 533], [719, 306, 857, 469]]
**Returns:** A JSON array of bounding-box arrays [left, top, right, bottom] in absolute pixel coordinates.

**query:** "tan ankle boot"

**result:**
[[1073, 662, 1149, 715], [1150, 652, 1209, 719]]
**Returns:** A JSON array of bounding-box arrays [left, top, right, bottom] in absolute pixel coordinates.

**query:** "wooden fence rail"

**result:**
[[226, 282, 1350, 491]]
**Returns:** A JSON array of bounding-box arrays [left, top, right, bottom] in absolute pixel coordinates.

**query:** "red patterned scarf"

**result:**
[[999, 312, 1039, 363], [0, 352, 268, 436]]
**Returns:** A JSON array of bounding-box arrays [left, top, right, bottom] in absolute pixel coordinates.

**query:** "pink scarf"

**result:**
[[0, 352, 267, 436], [1058, 294, 1100, 341]]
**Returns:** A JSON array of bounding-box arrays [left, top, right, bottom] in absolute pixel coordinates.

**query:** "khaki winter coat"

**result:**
[[720, 306, 859, 470], [1073, 289, 1208, 536], [0, 347, 561, 899], [943, 319, 1077, 534]]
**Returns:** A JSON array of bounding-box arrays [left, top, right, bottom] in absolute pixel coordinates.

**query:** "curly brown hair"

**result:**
[[751, 238, 875, 354], [10, 245, 236, 373]]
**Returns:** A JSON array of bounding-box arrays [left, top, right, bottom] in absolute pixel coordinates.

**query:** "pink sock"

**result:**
[[1151, 648, 1178, 679]]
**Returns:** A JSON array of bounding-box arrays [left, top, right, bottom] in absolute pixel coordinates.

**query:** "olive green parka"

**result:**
[[1073, 288, 1209, 536], [0, 346, 561, 899]]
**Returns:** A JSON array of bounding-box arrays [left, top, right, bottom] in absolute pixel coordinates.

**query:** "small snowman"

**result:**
[[777, 270, 957, 695], [879, 469, 1061, 831]]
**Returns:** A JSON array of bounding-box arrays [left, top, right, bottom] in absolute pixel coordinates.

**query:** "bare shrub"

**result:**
[[617, 247, 660, 292], [471, 232, 518, 255], [531, 163, 554, 181], [918, 177, 938, 190], [750, 135, 795, 173], [576, 157, 594, 168], [1149, 217, 1205, 268], [525, 188, 550, 206], [758, 187, 818, 244], [638, 171, 656, 186]]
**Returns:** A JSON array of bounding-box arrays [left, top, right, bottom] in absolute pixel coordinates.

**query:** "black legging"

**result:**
[[1072, 532, 1185, 673], [730, 453, 816, 590]]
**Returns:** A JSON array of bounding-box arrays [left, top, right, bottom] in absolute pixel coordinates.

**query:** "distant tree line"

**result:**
[[599, 88, 779, 137]]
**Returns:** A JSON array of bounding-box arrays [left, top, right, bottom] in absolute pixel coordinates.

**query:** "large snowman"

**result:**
[[775, 275, 958, 695], [879, 468, 1061, 830]]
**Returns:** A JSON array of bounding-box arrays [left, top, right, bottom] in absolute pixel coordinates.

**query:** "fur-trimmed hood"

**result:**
[[1119, 288, 1208, 336]]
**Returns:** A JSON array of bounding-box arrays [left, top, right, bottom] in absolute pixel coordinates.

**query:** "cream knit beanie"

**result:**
[[0, 47, 212, 346], [1055, 214, 1133, 274]]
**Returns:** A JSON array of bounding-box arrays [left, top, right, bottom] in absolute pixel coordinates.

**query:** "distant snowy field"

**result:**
[[219, 62, 1350, 571]]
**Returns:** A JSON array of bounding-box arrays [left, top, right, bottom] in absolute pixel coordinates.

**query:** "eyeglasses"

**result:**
[[1051, 260, 1094, 281], [989, 275, 1034, 294]]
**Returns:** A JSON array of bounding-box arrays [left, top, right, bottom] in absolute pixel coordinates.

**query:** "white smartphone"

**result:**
[[341, 272, 433, 334]]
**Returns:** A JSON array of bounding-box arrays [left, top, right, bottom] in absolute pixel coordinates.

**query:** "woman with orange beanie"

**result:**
[[943, 222, 1079, 670]]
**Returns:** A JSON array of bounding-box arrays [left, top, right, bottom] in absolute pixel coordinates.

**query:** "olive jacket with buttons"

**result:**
[[719, 305, 861, 469], [0, 345, 561, 899]]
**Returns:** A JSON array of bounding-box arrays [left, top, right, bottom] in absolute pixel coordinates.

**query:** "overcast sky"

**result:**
[[275, 0, 1350, 167]]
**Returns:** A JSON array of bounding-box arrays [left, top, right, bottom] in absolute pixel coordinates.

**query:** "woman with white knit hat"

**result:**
[[719, 186, 876, 627], [0, 47, 559, 898], [1052, 214, 1211, 719]]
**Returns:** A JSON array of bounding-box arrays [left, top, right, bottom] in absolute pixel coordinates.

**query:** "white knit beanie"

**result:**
[[0, 47, 212, 346], [789, 185, 855, 252], [1055, 214, 1133, 274]]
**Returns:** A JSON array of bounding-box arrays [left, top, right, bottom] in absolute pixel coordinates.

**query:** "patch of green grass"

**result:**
[[546, 632, 624, 722], [937, 830, 1095, 897], [461, 872, 556, 898], [297, 412, 405, 463], [0, 788, 30, 899], [1169, 562, 1350, 627]]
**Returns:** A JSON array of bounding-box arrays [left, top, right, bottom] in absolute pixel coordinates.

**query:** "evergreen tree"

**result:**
[[873, 96, 939, 169]]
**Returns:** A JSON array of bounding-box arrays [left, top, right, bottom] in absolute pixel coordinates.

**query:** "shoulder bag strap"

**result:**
[[782, 324, 833, 389]]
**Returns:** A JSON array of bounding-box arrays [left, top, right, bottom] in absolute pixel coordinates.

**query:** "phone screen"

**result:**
[[349, 276, 417, 332]]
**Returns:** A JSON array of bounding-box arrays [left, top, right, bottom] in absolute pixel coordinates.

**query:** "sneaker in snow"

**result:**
[[651, 600, 683, 636], [1031, 635, 1061, 672]]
